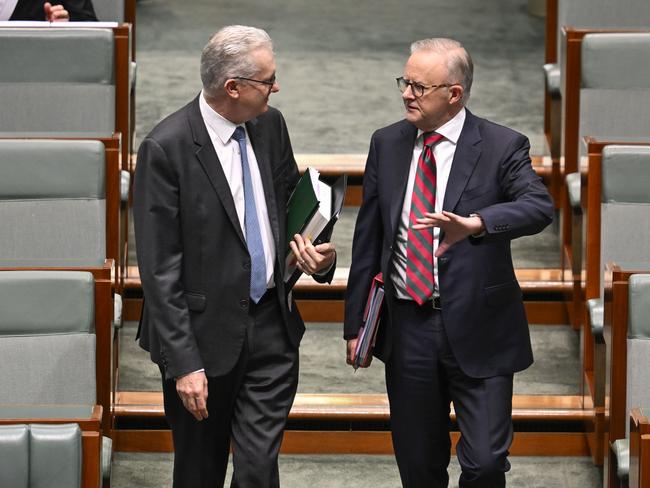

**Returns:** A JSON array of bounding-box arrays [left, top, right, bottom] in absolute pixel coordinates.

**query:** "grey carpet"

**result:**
[[135, 0, 545, 155], [111, 453, 601, 488], [119, 322, 579, 395]]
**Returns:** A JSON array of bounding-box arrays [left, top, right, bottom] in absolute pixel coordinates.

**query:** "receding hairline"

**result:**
[[407, 37, 473, 103]]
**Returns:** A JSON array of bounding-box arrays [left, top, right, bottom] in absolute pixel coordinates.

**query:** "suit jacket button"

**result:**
[[239, 299, 249, 308], [243, 261, 250, 270]]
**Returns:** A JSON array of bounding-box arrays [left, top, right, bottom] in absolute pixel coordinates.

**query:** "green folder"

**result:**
[[285, 168, 320, 247]]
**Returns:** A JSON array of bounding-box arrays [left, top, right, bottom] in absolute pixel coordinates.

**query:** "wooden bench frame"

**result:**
[[0, 405, 103, 488], [560, 27, 650, 212], [602, 263, 650, 484], [0, 264, 115, 435], [0, 134, 124, 290], [630, 407, 650, 488], [562, 139, 650, 435], [543, 0, 562, 205], [0, 24, 132, 178]]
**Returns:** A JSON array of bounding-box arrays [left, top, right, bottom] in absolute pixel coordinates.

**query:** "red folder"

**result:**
[[353, 273, 384, 370]]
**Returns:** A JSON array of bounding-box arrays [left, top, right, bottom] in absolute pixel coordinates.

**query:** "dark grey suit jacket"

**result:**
[[344, 110, 554, 378], [134, 96, 334, 379]]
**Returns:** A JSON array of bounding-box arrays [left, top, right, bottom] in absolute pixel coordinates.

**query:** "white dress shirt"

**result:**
[[0, 0, 19, 20], [199, 91, 276, 289], [391, 107, 466, 299]]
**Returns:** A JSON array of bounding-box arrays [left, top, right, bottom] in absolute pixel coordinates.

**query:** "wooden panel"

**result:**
[[94, 274, 115, 435], [114, 429, 589, 456], [525, 301, 568, 324], [296, 300, 344, 322], [124, 298, 143, 321], [115, 391, 588, 423], [114, 429, 174, 453], [544, 0, 558, 64], [82, 430, 102, 488], [113, 25, 131, 172], [629, 407, 650, 488]]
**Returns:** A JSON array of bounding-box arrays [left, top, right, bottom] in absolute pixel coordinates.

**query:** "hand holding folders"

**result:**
[[352, 273, 384, 370], [284, 167, 347, 289]]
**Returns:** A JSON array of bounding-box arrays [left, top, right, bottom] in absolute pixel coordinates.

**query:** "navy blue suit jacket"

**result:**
[[344, 110, 554, 378]]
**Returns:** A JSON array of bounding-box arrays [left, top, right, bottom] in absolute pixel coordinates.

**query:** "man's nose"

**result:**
[[402, 85, 415, 101]]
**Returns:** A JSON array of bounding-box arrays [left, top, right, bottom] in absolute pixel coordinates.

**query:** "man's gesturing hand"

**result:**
[[44, 2, 70, 21], [412, 210, 484, 257], [176, 371, 209, 421]]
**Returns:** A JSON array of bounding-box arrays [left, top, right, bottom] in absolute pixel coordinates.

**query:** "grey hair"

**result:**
[[410, 38, 473, 104], [200, 25, 274, 97]]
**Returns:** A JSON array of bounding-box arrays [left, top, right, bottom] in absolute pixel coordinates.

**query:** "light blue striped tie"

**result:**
[[232, 126, 267, 303]]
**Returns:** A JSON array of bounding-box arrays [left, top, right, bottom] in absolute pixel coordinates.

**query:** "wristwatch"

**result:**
[[469, 213, 486, 238]]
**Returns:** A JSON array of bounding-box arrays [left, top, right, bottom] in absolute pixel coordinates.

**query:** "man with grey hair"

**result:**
[[134, 25, 336, 487], [345, 38, 553, 487]]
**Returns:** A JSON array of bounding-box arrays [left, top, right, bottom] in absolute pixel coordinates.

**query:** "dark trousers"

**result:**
[[161, 293, 299, 488], [386, 298, 514, 488]]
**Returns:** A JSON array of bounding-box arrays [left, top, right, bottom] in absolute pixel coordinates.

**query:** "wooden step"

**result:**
[[114, 391, 589, 423], [112, 391, 592, 456]]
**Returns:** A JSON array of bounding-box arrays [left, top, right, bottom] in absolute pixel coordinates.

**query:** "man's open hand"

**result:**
[[176, 371, 209, 420]]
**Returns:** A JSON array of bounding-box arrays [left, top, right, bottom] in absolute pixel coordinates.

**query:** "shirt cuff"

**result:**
[[175, 368, 205, 381], [315, 250, 336, 276]]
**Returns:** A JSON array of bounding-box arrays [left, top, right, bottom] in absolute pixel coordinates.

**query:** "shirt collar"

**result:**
[[199, 90, 243, 144], [417, 107, 466, 145]]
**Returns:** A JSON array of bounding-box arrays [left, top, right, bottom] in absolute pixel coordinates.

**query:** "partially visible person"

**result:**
[[1, 0, 97, 21]]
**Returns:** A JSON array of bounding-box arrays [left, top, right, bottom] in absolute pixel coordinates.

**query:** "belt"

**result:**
[[395, 295, 442, 310]]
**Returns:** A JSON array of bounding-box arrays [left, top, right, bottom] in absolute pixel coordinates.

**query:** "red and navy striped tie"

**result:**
[[406, 132, 444, 305]]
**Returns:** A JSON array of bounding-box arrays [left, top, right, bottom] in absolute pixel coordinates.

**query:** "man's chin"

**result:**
[[404, 111, 419, 124]]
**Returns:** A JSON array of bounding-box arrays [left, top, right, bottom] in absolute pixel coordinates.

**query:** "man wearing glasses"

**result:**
[[134, 25, 336, 488], [345, 38, 553, 487]]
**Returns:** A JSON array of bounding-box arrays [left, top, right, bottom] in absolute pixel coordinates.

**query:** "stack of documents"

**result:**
[[354, 273, 384, 370], [284, 167, 347, 288]]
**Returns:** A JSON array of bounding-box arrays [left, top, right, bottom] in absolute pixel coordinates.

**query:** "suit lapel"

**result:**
[[389, 122, 418, 239], [188, 97, 246, 246], [246, 118, 281, 252], [442, 110, 482, 212]]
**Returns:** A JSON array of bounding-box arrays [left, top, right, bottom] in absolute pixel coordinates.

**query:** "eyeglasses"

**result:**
[[235, 75, 277, 94], [396, 76, 453, 98]]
